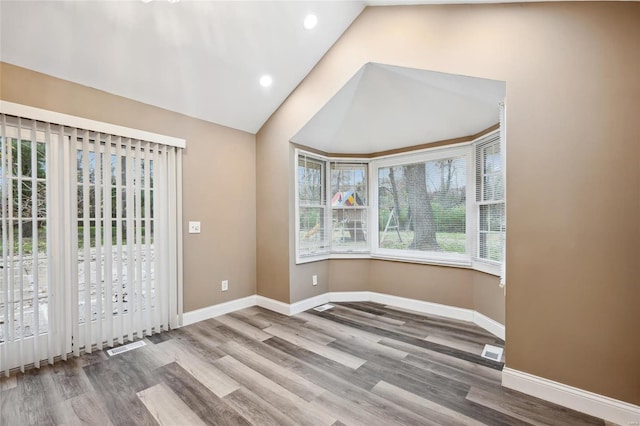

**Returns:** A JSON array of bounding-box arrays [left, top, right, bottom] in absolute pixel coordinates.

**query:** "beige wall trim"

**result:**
[[502, 368, 640, 425], [292, 124, 499, 160], [182, 295, 256, 326]]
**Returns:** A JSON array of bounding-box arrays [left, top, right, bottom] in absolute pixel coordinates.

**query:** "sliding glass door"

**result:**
[[0, 111, 182, 375], [0, 119, 50, 371]]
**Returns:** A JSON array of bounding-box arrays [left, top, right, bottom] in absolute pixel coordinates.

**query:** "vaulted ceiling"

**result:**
[[0, 0, 601, 151], [292, 63, 505, 154], [0, 0, 364, 133]]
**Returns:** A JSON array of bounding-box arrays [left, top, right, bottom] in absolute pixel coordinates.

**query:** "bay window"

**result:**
[[294, 127, 505, 274]]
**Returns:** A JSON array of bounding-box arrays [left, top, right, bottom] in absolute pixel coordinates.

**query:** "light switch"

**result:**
[[188, 221, 201, 234]]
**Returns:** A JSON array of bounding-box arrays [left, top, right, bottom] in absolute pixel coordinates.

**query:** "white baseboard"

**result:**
[[255, 295, 291, 316], [182, 295, 256, 326], [473, 311, 506, 340], [183, 291, 505, 341], [502, 367, 640, 425], [369, 292, 475, 323], [327, 291, 370, 303], [289, 293, 330, 315]]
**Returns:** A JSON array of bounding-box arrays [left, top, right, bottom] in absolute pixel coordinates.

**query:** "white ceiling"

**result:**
[[0, 0, 611, 141], [292, 63, 505, 154], [0, 0, 364, 133]]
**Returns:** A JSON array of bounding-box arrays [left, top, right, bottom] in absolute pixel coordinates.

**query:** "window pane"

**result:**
[[378, 157, 466, 254], [297, 155, 328, 258], [298, 156, 324, 205], [330, 163, 367, 205], [490, 203, 504, 232], [479, 204, 505, 261], [332, 208, 367, 250], [476, 136, 505, 263], [331, 163, 367, 251], [484, 144, 500, 173], [481, 141, 503, 202], [298, 206, 327, 255]]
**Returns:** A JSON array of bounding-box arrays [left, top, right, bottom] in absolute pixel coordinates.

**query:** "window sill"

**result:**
[[371, 253, 472, 269], [297, 254, 330, 264], [472, 259, 501, 277], [296, 252, 502, 278]]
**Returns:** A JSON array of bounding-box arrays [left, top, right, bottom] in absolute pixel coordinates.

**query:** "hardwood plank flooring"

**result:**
[[51, 390, 113, 426], [0, 302, 607, 426], [138, 383, 207, 426]]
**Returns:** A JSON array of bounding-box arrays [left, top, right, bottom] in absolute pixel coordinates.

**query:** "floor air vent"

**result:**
[[313, 304, 334, 312], [106, 340, 147, 356], [481, 344, 504, 362]]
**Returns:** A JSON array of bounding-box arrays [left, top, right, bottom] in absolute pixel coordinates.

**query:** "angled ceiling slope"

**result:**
[[292, 63, 506, 154], [0, 0, 364, 133]]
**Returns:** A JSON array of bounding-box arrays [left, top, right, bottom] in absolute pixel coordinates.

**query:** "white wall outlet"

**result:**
[[221, 280, 229, 291], [312, 275, 318, 286], [188, 221, 201, 234]]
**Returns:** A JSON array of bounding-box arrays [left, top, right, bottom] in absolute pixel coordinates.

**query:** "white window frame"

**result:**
[[370, 143, 474, 267], [329, 160, 370, 254], [294, 135, 504, 277], [295, 151, 330, 263], [471, 130, 503, 276]]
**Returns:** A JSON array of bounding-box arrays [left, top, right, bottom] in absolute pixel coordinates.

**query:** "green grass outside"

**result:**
[[380, 231, 466, 253]]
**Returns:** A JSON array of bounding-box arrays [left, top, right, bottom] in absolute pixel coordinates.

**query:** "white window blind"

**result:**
[[296, 154, 328, 259], [330, 163, 368, 252], [0, 108, 183, 376], [475, 131, 505, 264]]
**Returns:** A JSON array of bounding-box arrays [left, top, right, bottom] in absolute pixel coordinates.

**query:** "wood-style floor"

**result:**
[[0, 302, 607, 426]]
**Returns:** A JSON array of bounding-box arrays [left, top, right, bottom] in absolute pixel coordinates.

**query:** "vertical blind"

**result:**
[[0, 111, 183, 375]]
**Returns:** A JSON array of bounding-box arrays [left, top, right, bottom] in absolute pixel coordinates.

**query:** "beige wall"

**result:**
[[256, 3, 640, 404], [328, 260, 370, 293], [369, 261, 474, 308], [473, 272, 505, 325], [0, 62, 257, 313]]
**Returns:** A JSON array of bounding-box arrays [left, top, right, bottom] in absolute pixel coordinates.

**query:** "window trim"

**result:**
[[294, 132, 504, 277], [329, 160, 370, 254], [370, 143, 474, 266], [295, 153, 330, 263], [472, 130, 504, 274]]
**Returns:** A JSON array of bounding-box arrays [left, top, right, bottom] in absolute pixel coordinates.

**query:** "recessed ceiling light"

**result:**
[[303, 14, 318, 30], [260, 75, 273, 88]]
